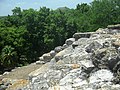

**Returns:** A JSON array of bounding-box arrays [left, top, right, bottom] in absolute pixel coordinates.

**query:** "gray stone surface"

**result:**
[[107, 24, 120, 29], [89, 69, 113, 84], [91, 47, 119, 70], [39, 56, 44, 61], [72, 41, 78, 49], [85, 41, 103, 53], [63, 44, 68, 49], [65, 38, 75, 45], [19, 25, 120, 90], [73, 32, 92, 40], [36, 60, 45, 64], [50, 50, 56, 57], [42, 53, 52, 62], [54, 46, 63, 53]]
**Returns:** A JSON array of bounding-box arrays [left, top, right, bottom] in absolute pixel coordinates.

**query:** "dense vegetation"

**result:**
[[0, 0, 120, 72]]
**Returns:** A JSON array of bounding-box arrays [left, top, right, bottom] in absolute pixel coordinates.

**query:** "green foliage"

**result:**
[[0, 0, 120, 70], [1, 45, 18, 68]]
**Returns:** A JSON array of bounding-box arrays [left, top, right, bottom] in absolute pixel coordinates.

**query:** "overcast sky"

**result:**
[[0, 0, 92, 16]]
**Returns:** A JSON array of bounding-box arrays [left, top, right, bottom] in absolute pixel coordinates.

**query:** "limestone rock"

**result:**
[[112, 41, 120, 48], [89, 69, 113, 83], [103, 41, 111, 48], [72, 41, 78, 49], [80, 60, 94, 68], [29, 63, 49, 77], [59, 68, 83, 86], [73, 32, 91, 40], [3, 72, 9, 75], [28, 69, 63, 90], [42, 53, 52, 62], [63, 44, 68, 49], [35, 60, 45, 64], [50, 50, 56, 57], [38, 56, 44, 61], [54, 49, 66, 61], [54, 46, 63, 53], [96, 28, 108, 34], [65, 38, 75, 46], [85, 41, 103, 53], [89, 69, 114, 89], [73, 38, 95, 48], [91, 47, 119, 70], [107, 24, 120, 29]]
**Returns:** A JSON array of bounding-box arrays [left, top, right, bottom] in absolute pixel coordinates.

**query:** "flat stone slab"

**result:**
[[29, 63, 49, 77], [107, 24, 120, 29], [73, 32, 96, 40]]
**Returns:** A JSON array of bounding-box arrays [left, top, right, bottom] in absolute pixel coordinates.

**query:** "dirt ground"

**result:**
[[0, 63, 43, 80]]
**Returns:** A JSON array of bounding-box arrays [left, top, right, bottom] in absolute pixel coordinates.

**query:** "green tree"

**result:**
[[1, 46, 18, 68], [0, 26, 28, 65], [90, 0, 120, 29]]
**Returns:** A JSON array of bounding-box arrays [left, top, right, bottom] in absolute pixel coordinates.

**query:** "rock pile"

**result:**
[[22, 24, 120, 90], [2, 24, 120, 90]]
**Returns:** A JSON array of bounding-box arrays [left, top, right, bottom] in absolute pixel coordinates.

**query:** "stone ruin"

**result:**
[[1, 24, 120, 90]]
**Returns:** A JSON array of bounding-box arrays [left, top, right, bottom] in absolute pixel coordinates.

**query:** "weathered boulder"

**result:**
[[59, 68, 86, 86], [80, 60, 94, 68], [50, 50, 56, 57], [72, 38, 100, 49], [59, 66, 94, 90], [85, 41, 103, 53], [28, 69, 63, 90], [35, 60, 45, 64], [38, 56, 44, 61], [54, 46, 63, 53], [42, 53, 52, 62], [72, 41, 78, 49], [63, 44, 68, 49], [105, 24, 120, 34], [29, 63, 50, 78], [107, 24, 120, 29], [89, 69, 114, 89], [91, 47, 119, 70], [96, 28, 108, 34], [65, 38, 75, 46], [103, 41, 111, 48], [36, 56, 45, 64], [54, 49, 69, 61], [73, 32, 91, 40], [97, 84, 120, 90], [112, 41, 120, 48], [3, 72, 9, 75], [89, 69, 113, 83]]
